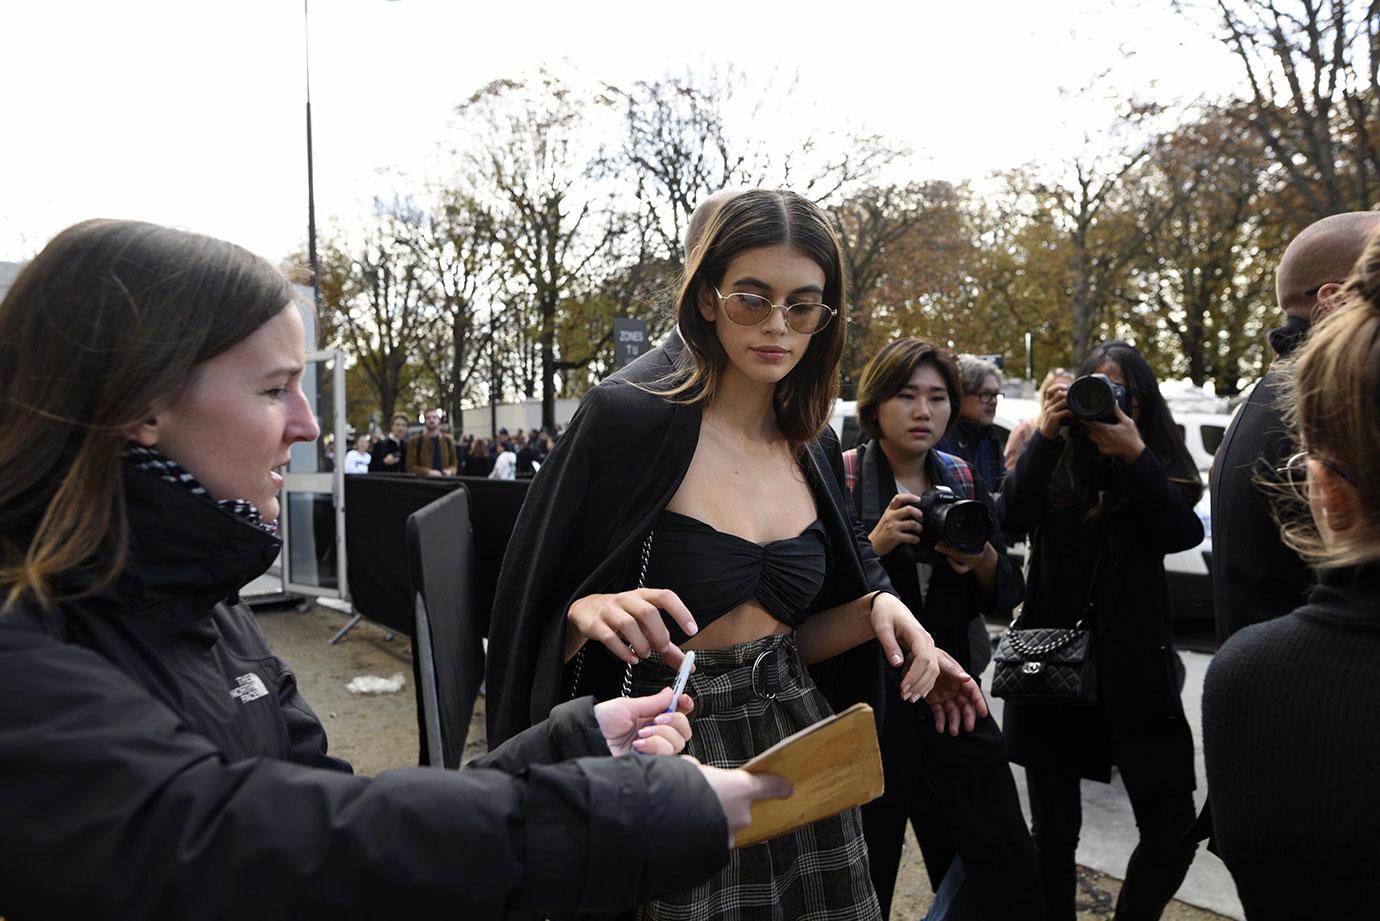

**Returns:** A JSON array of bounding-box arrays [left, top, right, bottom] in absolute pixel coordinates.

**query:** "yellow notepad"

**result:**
[[734, 703, 885, 848]]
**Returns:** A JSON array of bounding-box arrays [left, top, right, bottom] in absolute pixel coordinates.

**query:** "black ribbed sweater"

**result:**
[[1203, 562, 1380, 919]]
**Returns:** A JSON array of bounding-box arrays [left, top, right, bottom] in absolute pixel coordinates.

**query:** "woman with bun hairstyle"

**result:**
[[1000, 341, 1203, 921], [0, 219, 786, 921], [846, 338, 1041, 919], [1204, 227, 1380, 919], [487, 190, 985, 921]]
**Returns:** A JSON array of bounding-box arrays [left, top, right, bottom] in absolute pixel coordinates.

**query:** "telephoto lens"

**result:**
[[910, 486, 991, 564], [1066, 373, 1129, 424]]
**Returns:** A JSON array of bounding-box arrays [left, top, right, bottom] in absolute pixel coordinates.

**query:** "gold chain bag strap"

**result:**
[[567, 531, 654, 700]]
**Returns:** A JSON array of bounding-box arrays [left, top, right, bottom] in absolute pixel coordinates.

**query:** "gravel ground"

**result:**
[[259, 603, 1232, 920]]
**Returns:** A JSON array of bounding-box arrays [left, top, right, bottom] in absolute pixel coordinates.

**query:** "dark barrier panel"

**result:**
[[408, 488, 484, 768], [344, 474, 530, 637]]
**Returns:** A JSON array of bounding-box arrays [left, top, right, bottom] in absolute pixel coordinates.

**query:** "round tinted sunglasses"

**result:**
[[712, 285, 837, 335]]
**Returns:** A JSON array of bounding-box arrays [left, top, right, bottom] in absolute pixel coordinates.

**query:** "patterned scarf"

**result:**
[[122, 444, 278, 535]]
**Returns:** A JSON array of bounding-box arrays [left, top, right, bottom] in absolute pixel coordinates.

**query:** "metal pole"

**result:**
[[489, 306, 498, 439], [304, 0, 320, 312]]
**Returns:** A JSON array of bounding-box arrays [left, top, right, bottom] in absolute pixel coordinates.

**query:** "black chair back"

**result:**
[[406, 488, 483, 768]]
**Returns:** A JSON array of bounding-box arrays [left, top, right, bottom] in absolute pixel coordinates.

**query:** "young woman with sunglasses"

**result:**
[[1203, 229, 1380, 918], [1000, 341, 1204, 921], [487, 190, 985, 920]]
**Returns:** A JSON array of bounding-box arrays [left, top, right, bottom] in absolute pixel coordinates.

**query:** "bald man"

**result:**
[[1211, 211, 1380, 643]]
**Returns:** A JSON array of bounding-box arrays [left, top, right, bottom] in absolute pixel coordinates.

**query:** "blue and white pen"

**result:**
[[667, 650, 696, 713]]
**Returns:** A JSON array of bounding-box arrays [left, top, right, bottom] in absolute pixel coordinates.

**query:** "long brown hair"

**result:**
[[1047, 341, 1203, 518], [654, 189, 847, 449], [1277, 227, 1380, 566], [0, 219, 294, 615]]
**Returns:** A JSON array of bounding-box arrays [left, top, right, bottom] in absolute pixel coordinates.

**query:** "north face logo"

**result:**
[[230, 673, 269, 704]]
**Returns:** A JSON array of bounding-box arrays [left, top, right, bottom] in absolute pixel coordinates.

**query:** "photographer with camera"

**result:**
[[845, 339, 1041, 919], [1000, 341, 1203, 921]]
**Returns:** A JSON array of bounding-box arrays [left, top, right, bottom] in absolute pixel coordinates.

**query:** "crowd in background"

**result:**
[[335, 410, 562, 481]]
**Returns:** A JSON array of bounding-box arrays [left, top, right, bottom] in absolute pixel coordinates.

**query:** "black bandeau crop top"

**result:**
[[643, 509, 829, 644]]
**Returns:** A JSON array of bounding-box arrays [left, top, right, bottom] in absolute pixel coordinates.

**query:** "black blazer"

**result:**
[[486, 344, 894, 746], [1000, 431, 1203, 802], [1210, 362, 1312, 644], [846, 440, 1023, 670]]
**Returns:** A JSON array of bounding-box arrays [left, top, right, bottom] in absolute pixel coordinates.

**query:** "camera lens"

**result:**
[[1066, 375, 1114, 422], [937, 501, 989, 553]]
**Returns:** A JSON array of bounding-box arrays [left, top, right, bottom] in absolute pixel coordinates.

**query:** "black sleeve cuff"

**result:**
[[470, 697, 608, 774]]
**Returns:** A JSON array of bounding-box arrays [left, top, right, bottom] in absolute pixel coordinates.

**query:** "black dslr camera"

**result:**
[[901, 486, 992, 564], [1065, 373, 1131, 424]]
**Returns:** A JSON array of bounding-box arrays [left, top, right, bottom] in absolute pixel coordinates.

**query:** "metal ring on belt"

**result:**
[[750, 649, 779, 701]]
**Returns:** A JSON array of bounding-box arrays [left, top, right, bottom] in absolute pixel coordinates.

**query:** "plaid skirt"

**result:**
[[629, 633, 882, 921]]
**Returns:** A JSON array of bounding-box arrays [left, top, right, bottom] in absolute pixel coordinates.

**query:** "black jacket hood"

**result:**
[[110, 465, 282, 618]]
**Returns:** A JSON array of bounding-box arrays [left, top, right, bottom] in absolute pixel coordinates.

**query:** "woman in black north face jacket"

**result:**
[[0, 219, 787, 921]]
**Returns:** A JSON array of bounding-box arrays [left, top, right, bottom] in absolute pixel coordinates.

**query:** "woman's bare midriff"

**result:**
[[683, 597, 793, 650]]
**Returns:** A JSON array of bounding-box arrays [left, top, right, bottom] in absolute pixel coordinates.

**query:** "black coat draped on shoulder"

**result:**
[[486, 343, 894, 746]]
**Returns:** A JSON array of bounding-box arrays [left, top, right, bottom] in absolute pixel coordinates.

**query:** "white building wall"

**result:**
[[461, 398, 581, 439]]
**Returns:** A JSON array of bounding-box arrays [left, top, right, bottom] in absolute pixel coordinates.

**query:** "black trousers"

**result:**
[[1025, 766, 1197, 921], [861, 681, 1043, 920]]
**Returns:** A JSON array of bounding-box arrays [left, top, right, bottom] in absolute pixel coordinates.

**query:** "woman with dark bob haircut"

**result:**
[[846, 338, 1040, 919], [0, 219, 787, 921], [487, 191, 986, 921], [1001, 340, 1204, 921]]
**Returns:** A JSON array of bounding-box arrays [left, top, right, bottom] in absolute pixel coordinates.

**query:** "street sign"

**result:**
[[613, 317, 648, 369]]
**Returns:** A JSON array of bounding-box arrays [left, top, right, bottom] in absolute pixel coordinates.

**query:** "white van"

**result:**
[[828, 400, 860, 449]]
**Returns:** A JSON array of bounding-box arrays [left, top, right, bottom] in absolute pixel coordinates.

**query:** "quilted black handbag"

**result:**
[[991, 546, 1101, 705], [991, 625, 1096, 704]]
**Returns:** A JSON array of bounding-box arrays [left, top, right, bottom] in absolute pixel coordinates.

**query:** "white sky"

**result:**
[[1, 0, 1248, 264]]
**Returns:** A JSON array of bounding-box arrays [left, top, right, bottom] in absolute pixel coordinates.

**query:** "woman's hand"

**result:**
[[924, 649, 989, 736], [1086, 405, 1146, 463], [594, 687, 694, 756], [566, 588, 698, 668], [868, 494, 925, 557], [934, 541, 998, 577], [692, 762, 794, 849], [1039, 381, 1071, 439], [871, 592, 940, 702]]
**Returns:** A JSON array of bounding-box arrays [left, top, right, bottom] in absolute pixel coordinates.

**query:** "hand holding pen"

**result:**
[[594, 651, 696, 755], [594, 687, 695, 756]]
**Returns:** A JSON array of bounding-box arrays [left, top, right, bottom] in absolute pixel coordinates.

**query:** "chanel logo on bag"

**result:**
[[1022, 661, 1044, 676]]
